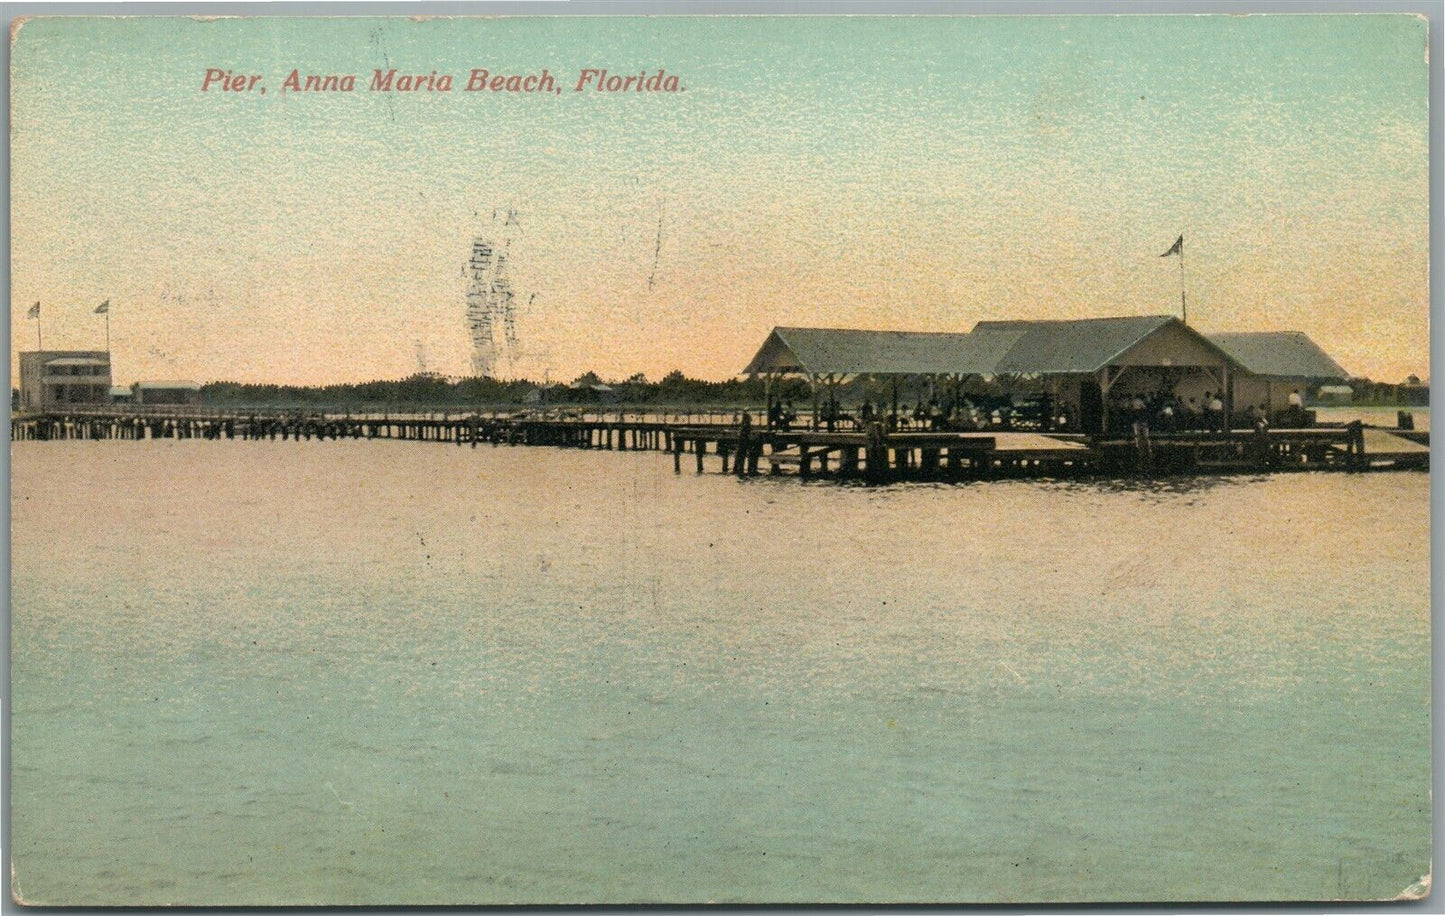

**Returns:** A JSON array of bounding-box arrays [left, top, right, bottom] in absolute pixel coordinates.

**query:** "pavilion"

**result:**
[[742, 316, 1346, 433]]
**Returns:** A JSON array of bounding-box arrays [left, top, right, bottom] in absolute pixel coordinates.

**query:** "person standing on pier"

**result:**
[[1286, 388, 1306, 427], [1128, 394, 1146, 430], [823, 395, 838, 432], [1053, 404, 1070, 432], [964, 405, 981, 431], [735, 411, 753, 478], [1251, 404, 1272, 466], [1158, 401, 1177, 433]]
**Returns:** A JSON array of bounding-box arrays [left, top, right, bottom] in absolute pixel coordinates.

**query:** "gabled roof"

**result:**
[[22, 350, 106, 360], [1206, 332, 1349, 381], [974, 315, 1214, 374], [742, 326, 1024, 377], [742, 316, 1320, 379]]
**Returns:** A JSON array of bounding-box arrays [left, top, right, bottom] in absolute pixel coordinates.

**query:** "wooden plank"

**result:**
[[1360, 428, 1431, 456]]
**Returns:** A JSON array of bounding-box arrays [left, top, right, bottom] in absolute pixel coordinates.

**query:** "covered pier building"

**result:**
[[742, 316, 1350, 434]]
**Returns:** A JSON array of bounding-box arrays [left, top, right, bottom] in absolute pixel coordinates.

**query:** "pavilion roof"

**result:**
[[1206, 331, 1349, 380], [741, 326, 1025, 377]]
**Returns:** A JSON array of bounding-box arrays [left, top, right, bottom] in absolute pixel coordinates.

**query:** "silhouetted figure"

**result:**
[[823, 395, 840, 432], [1158, 402, 1176, 433], [735, 411, 753, 477]]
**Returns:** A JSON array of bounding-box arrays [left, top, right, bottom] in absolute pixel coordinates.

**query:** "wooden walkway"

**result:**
[[10, 407, 1428, 481], [1361, 428, 1431, 458]]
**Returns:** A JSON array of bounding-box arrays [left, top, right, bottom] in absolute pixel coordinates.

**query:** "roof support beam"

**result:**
[[1098, 366, 1120, 433]]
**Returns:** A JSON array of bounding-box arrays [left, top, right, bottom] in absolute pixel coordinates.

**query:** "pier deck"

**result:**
[[11, 407, 1427, 481], [1360, 428, 1431, 459]]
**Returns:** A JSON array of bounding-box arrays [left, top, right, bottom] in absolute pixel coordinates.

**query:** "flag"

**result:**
[[1160, 235, 1183, 258], [94, 300, 110, 314], [27, 301, 39, 319]]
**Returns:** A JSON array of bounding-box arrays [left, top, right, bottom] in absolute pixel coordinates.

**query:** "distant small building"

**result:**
[[110, 385, 134, 404], [1397, 376, 1429, 406], [17, 350, 113, 410], [132, 380, 203, 405], [1317, 384, 1355, 404], [567, 380, 618, 403]]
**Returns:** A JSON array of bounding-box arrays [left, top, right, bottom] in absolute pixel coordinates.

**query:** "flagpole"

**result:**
[[36, 311, 42, 351], [1178, 245, 1188, 325], [105, 311, 111, 354]]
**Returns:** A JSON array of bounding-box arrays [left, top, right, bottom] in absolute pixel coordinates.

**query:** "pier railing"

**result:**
[[16, 404, 770, 426]]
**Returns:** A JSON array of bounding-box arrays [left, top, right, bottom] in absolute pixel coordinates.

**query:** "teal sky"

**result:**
[[10, 15, 1430, 384]]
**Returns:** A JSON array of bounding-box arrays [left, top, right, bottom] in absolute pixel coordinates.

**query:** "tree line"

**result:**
[[198, 370, 816, 408]]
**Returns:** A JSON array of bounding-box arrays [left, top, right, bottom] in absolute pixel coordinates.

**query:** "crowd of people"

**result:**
[[1108, 388, 1308, 435], [1111, 390, 1226, 434], [765, 387, 1312, 436], [766, 393, 1065, 433]]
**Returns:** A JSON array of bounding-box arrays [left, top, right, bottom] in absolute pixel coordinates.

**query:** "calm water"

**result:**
[[10, 441, 1431, 904]]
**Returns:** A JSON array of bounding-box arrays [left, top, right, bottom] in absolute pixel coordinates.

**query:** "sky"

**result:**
[[10, 14, 1430, 385]]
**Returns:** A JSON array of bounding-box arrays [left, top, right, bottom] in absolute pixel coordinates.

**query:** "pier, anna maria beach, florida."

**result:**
[[9, 12, 1431, 908]]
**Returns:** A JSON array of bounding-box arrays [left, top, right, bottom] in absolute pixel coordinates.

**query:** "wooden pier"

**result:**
[[10, 407, 1428, 481]]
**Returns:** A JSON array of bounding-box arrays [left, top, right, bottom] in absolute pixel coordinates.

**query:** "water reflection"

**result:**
[[739, 470, 1264, 502], [1040, 474, 1263, 502]]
